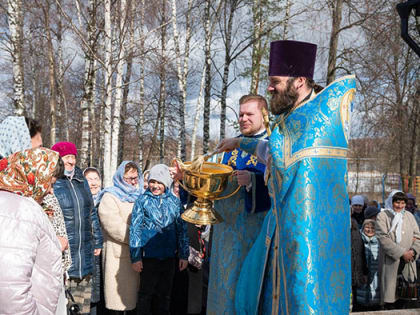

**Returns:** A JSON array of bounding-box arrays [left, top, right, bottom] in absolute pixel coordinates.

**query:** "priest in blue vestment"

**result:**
[[206, 94, 271, 315], [217, 40, 355, 314]]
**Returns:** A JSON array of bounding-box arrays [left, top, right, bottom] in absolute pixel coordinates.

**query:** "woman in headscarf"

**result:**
[[376, 190, 420, 309], [0, 148, 64, 314], [0, 116, 70, 315], [98, 161, 143, 314]]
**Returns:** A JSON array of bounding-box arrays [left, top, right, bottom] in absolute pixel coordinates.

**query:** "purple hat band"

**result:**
[[269, 40, 317, 79]]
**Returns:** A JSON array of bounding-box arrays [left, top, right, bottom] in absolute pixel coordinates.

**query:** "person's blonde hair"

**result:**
[[239, 94, 268, 111]]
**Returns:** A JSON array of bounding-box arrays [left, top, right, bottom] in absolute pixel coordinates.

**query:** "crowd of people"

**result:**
[[0, 91, 272, 315], [0, 38, 418, 315], [351, 191, 420, 312]]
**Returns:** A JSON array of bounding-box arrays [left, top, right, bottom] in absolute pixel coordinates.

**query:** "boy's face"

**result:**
[[149, 179, 165, 196]]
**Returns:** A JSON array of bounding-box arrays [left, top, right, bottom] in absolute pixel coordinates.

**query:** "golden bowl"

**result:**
[[176, 161, 240, 225]]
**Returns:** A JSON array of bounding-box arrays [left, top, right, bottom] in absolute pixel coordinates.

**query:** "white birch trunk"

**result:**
[[80, 0, 97, 168], [191, 66, 206, 160], [138, 0, 145, 170], [8, 0, 25, 115], [43, 2, 58, 145], [110, 0, 127, 174], [203, 0, 212, 153], [103, 0, 113, 187], [172, 0, 192, 160], [90, 59, 98, 166]]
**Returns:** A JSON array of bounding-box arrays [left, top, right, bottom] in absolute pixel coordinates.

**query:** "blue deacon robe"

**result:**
[[207, 131, 271, 315], [234, 76, 356, 315]]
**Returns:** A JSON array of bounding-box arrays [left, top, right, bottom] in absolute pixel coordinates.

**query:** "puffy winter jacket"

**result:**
[[54, 166, 103, 279], [0, 191, 62, 315]]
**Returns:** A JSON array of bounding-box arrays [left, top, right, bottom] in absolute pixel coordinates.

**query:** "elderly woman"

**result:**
[[0, 148, 64, 314], [52, 141, 103, 313], [98, 161, 143, 314], [376, 191, 420, 309]]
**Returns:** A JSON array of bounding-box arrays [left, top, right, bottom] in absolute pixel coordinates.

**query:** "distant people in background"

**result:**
[[143, 170, 150, 191], [364, 206, 380, 221], [376, 191, 420, 310], [98, 161, 143, 314], [83, 167, 105, 315], [84, 167, 102, 206], [130, 164, 189, 315], [0, 148, 64, 315], [405, 194, 417, 215], [351, 215, 367, 312], [352, 195, 366, 228], [0, 116, 70, 315], [356, 219, 380, 311], [186, 224, 211, 315], [367, 200, 380, 210], [52, 141, 103, 314]]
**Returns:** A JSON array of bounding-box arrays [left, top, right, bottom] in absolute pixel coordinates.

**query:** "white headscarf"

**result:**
[[0, 116, 31, 158], [385, 190, 404, 243]]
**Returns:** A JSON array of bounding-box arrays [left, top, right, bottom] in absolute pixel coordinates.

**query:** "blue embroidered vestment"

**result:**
[[235, 76, 355, 314], [207, 131, 271, 315]]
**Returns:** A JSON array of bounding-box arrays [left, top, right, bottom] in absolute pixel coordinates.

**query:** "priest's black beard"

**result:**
[[270, 79, 299, 115]]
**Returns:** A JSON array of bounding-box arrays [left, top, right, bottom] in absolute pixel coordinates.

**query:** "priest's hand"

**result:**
[[235, 170, 251, 186], [216, 138, 240, 153]]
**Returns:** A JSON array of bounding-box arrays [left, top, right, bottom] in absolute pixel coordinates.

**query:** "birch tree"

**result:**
[[325, 0, 388, 84], [79, 0, 98, 168], [103, 0, 113, 186], [110, 0, 128, 174], [7, 0, 25, 115], [138, 0, 146, 170], [171, 0, 193, 160], [118, 6, 135, 165], [158, 0, 168, 163], [190, 66, 206, 160], [219, 0, 242, 140], [38, 0, 58, 144]]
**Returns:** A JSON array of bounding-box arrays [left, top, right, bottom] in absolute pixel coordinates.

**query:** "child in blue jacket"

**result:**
[[130, 164, 189, 315]]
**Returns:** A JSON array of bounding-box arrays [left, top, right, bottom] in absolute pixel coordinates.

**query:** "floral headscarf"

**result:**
[[0, 116, 31, 158], [0, 148, 60, 203]]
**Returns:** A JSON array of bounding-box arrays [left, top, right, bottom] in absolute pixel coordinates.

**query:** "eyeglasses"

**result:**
[[123, 176, 138, 183]]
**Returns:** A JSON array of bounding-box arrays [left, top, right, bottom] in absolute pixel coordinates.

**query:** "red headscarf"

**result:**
[[0, 148, 60, 203]]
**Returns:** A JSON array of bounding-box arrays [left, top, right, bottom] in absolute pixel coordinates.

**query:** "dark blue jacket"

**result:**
[[54, 166, 103, 279]]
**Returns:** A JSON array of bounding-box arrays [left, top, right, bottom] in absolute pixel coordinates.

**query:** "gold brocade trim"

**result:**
[[286, 75, 356, 119], [285, 146, 348, 167], [340, 89, 355, 144], [280, 113, 348, 169]]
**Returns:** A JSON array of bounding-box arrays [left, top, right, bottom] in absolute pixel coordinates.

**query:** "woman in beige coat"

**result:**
[[376, 191, 420, 309], [98, 161, 144, 314]]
